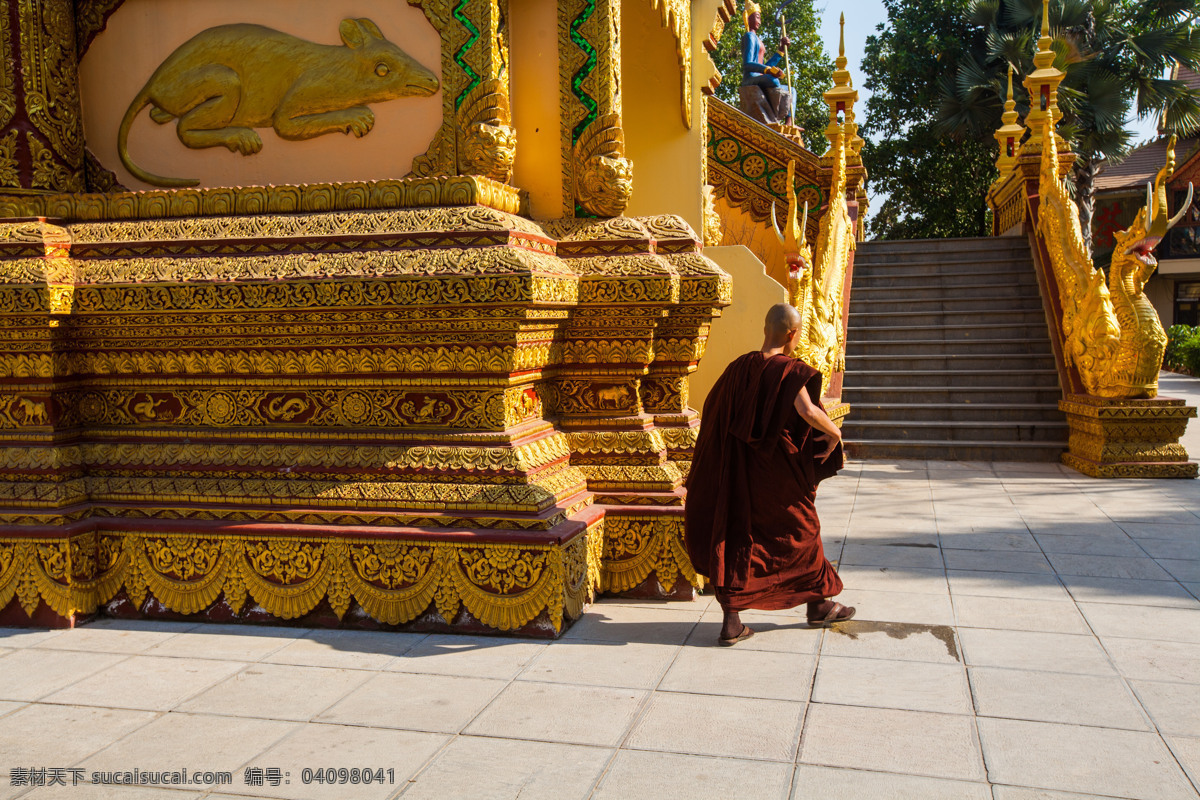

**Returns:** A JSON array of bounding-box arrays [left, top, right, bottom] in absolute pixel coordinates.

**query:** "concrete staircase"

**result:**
[[842, 237, 1069, 461]]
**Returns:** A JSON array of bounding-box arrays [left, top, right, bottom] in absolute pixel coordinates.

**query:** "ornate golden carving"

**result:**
[[707, 97, 825, 232], [67, 203, 543, 242], [601, 514, 697, 594], [73, 0, 124, 57], [0, 528, 599, 634], [117, 19, 439, 188], [16, 0, 86, 193], [57, 344, 552, 379], [458, 78, 516, 183], [803, 142, 852, 395], [28, 133, 73, 191], [1060, 395, 1198, 478], [0, 7, 14, 132], [558, 0, 627, 217], [774, 155, 849, 397], [573, 114, 633, 218], [0, 131, 18, 189], [646, 0, 691, 127], [702, 185, 722, 246], [0, 175, 523, 221], [0, 437, 574, 475], [1036, 120, 1185, 399], [0, 189, 733, 625]]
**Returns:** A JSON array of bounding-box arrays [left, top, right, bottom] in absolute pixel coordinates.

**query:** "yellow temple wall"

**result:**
[[510, 0, 565, 219], [79, 0, 444, 189], [690, 245, 786, 406], [620, 0, 700, 232]]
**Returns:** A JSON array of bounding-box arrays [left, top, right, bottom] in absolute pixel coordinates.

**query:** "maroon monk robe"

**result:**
[[685, 351, 843, 611]]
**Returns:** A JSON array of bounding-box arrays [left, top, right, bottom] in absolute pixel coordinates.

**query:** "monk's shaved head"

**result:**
[[765, 303, 802, 338]]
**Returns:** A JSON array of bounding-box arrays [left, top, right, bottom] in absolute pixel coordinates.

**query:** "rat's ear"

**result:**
[[357, 18, 385, 39], [340, 18, 367, 49]]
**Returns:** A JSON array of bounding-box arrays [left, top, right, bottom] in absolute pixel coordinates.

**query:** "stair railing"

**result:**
[[984, 0, 1197, 477], [770, 15, 860, 406]]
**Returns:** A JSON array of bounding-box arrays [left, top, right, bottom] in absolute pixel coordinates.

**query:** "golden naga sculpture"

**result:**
[[573, 113, 633, 217], [118, 18, 440, 187], [458, 78, 516, 183], [1038, 117, 1193, 398], [772, 130, 853, 397]]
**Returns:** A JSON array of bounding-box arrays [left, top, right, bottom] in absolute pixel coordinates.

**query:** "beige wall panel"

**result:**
[[81, 0, 444, 189], [689, 245, 786, 409], [715, 195, 788, 287]]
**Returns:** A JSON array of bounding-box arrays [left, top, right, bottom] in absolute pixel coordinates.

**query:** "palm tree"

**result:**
[[935, 0, 1200, 250]]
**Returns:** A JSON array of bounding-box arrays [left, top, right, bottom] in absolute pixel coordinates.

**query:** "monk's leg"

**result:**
[[720, 608, 744, 640]]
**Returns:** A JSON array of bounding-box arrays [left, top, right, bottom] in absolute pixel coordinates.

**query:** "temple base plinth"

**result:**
[[0, 509, 605, 638], [1060, 395, 1198, 478], [599, 506, 699, 600]]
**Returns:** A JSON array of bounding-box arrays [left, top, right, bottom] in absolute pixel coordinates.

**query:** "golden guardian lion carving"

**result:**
[[118, 18, 440, 187], [573, 113, 633, 218], [1038, 118, 1192, 399], [457, 79, 516, 184]]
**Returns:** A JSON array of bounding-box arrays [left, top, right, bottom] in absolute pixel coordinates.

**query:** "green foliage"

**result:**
[[863, 127, 996, 239], [861, 0, 998, 239], [709, 0, 834, 151], [861, 0, 1200, 241], [1165, 324, 1200, 374], [935, 0, 1200, 247]]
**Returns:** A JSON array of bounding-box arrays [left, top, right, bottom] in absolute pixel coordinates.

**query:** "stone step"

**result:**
[[847, 368, 1061, 388], [857, 237, 1032, 256], [844, 439, 1067, 462], [845, 353, 1057, 371], [849, 402, 1066, 423], [842, 419, 1068, 443], [846, 236, 1061, 463], [848, 322, 1053, 341], [850, 309, 1047, 328], [854, 262, 1032, 281], [847, 338, 1054, 356], [853, 271, 1040, 289], [854, 256, 1034, 273], [853, 282, 1038, 300], [850, 294, 1045, 314], [842, 386, 1064, 404]]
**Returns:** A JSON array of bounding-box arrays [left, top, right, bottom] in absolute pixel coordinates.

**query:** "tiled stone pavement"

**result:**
[[2, 375, 1199, 800]]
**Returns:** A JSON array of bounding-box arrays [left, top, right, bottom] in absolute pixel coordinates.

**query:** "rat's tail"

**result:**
[[118, 87, 199, 188]]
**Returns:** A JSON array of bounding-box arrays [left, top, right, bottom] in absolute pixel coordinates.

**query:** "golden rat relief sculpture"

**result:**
[[118, 18, 440, 187]]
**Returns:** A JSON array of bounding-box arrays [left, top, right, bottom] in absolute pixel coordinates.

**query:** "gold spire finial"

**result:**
[[839, 13, 845, 59], [994, 64, 1025, 173], [1021, 0, 1065, 155]]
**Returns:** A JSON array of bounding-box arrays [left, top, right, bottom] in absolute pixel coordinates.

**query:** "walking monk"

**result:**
[[685, 303, 854, 646]]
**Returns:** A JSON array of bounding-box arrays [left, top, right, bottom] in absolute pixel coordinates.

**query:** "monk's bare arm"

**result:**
[[794, 388, 842, 458]]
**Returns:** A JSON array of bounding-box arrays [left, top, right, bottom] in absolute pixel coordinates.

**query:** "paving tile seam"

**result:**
[[1165, 739, 1200, 798], [795, 752, 987, 784], [618, 742, 799, 764], [1043, 549, 1198, 750], [10, 651, 138, 706], [968, 708, 1156, 734], [610, 614, 713, 757]]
